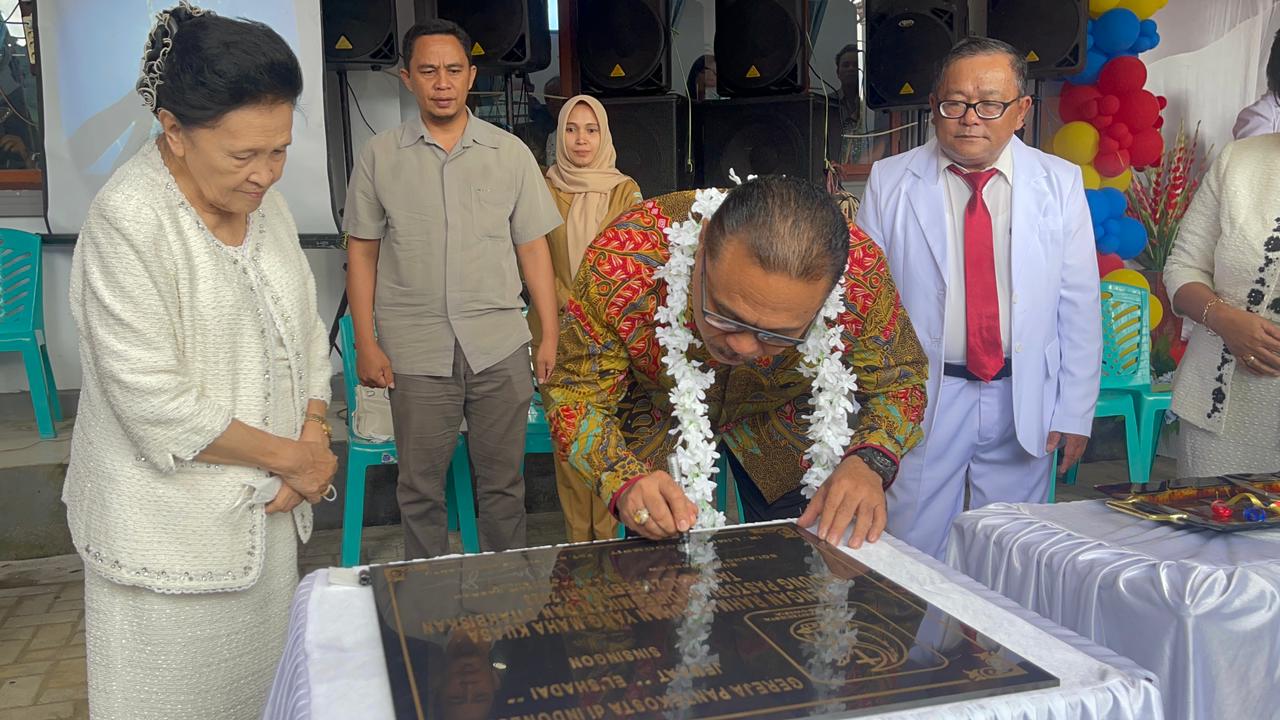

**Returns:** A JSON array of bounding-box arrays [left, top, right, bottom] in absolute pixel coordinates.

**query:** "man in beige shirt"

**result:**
[[344, 19, 561, 560]]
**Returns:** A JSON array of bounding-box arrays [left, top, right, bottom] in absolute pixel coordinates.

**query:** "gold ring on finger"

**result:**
[[633, 507, 651, 526]]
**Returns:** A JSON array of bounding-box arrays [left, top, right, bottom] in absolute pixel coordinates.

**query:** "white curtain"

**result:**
[[1144, 0, 1280, 153]]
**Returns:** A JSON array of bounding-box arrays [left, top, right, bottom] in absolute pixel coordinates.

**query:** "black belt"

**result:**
[[942, 360, 1012, 382]]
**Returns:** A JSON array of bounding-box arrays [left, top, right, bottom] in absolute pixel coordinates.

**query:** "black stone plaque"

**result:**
[[370, 524, 1058, 720]]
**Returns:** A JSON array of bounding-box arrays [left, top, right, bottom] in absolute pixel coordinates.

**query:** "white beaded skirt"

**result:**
[[83, 511, 298, 720], [1177, 371, 1280, 478]]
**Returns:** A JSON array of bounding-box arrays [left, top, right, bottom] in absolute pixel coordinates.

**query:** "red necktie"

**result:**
[[948, 165, 1004, 382]]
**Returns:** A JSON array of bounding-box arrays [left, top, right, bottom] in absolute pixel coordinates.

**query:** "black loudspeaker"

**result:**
[[987, 0, 1087, 79], [578, 0, 671, 95], [866, 0, 967, 109], [714, 0, 809, 97], [321, 0, 399, 69], [600, 94, 692, 197], [419, 0, 551, 72], [698, 95, 838, 185]]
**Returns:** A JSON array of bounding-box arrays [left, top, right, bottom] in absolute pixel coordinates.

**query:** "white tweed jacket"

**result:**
[[65, 140, 332, 594], [1165, 135, 1280, 434]]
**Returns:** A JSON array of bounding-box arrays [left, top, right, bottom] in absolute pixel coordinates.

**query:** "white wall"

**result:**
[[1, 1, 851, 396]]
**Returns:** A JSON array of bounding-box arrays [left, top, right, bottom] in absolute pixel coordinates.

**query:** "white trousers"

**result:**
[[887, 375, 1054, 560]]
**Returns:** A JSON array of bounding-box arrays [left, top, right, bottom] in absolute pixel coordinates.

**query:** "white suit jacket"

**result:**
[[857, 137, 1101, 457]]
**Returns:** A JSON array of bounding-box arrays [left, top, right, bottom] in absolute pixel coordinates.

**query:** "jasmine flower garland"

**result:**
[[655, 173, 859, 529]]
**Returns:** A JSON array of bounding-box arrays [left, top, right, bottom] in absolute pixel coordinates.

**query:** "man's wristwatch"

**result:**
[[849, 447, 897, 486]]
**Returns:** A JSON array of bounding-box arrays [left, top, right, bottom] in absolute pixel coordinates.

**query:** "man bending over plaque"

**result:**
[[540, 176, 928, 547]]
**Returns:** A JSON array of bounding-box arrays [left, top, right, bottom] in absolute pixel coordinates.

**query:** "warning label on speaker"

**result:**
[[746, 65, 761, 79], [471, 42, 485, 56], [335, 35, 353, 51], [1026, 50, 1040, 62], [610, 64, 626, 78], [898, 82, 914, 95]]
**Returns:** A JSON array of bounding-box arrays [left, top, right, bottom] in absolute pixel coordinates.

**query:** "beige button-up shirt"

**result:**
[[343, 111, 561, 376]]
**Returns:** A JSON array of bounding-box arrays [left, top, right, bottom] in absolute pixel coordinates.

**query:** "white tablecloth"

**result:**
[[264, 525, 1162, 720], [948, 500, 1280, 720]]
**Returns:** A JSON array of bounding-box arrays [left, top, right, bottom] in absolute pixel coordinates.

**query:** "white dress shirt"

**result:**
[[940, 141, 1015, 364], [1232, 93, 1280, 140]]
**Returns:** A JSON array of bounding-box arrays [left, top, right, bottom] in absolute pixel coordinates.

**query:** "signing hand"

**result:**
[[1047, 431, 1089, 477], [1211, 305, 1280, 377], [797, 455, 887, 548], [356, 340, 395, 388], [615, 471, 699, 541]]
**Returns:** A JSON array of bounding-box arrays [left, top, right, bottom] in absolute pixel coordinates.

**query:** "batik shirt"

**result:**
[[541, 191, 928, 506]]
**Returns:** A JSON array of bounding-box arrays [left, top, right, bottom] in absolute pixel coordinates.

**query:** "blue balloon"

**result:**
[[1096, 231, 1121, 256], [1134, 19, 1160, 54], [1069, 48, 1111, 85], [1085, 188, 1108, 219], [1113, 217, 1148, 260], [1094, 9, 1141, 55], [1101, 187, 1128, 216], [1087, 189, 1144, 257]]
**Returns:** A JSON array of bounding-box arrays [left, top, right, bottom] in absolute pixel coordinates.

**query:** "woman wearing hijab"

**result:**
[[534, 95, 642, 542]]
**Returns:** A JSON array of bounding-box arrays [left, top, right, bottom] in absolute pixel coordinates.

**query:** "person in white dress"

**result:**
[[1232, 29, 1280, 140], [65, 4, 337, 718], [1165, 133, 1280, 477]]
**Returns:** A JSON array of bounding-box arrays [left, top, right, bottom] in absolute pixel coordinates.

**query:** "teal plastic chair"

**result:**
[[1056, 282, 1153, 492], [337, 316, 478, 566], [0, 230, 61, 439]]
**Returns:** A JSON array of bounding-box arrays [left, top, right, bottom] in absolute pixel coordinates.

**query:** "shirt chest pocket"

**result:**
[[473, 185, 515, 242]]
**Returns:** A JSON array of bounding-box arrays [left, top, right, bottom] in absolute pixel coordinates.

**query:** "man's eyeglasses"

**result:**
[[936, 98, 1023, 121], [699, 261, 815, 348]]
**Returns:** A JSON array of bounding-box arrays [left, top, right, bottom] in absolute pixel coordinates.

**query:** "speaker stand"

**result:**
[[913, 109, 930, 149], [1028, 80, 1044, 150], [504, 72, 516, 131], [327, 69, 356, 357]]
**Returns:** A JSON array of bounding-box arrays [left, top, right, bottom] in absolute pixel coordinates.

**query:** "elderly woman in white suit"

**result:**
[[66, 5, 337, 719], [1165, 133, 1280, 477]]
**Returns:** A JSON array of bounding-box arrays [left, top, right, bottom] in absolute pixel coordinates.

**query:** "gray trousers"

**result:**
[[389, 342, 532, 559]]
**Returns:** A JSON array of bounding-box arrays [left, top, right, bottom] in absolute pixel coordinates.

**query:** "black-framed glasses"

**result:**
[[699, 261, 816, 348], [936, 98, 1023, 120]]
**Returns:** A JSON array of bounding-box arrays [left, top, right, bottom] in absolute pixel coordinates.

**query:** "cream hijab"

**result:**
[[544, 95, 630, 266]]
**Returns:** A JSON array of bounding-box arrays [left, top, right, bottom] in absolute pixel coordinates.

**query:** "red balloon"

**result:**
[[1060, 84, 1102, 123], [1115, 90, 1161, 131], [1095, 149, 1131, 177], [1129, 128, 1165, 169], [1097, 252, 1125, 278], [1098, 56, 1147, 95], [1103, 123, 1134, 149]]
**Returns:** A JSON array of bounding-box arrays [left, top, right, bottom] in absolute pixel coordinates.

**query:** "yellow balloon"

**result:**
[[1081, 164, 1102, 190], [1118, 0, 1167, 20], [1089, 0, 1122, 17], [1103, 269, 1151, 292], [1098, 168, 1133, 192], [1053, 121, 1100, 167], [1147, 292, 1164, 327]]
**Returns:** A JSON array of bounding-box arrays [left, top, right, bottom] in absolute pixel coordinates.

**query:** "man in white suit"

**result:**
[[858, 37, 1101, 559]]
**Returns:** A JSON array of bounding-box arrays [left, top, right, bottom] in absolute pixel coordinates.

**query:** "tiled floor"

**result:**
[[0, 458, 1170, 719]]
